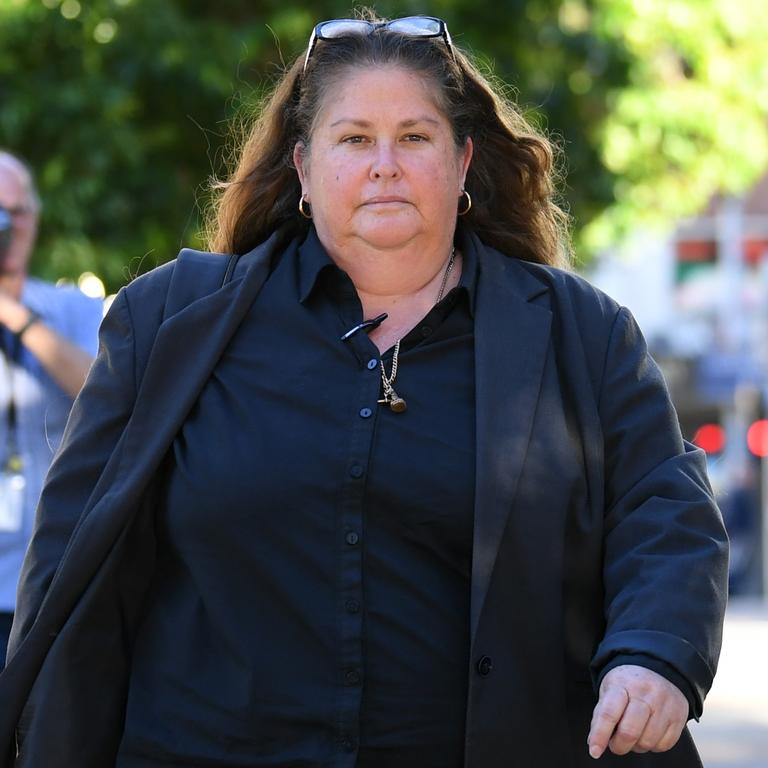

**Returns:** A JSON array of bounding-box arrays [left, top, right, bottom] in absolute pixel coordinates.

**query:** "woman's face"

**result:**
[[294, 66, 472, 256]]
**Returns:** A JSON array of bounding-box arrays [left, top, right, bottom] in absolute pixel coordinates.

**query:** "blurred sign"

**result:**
[[696, 352, 764, 400]]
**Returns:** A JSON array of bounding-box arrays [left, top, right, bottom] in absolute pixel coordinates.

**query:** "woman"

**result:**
[[0, 12, 727, 768]]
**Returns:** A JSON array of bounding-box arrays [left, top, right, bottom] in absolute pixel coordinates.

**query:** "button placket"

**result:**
[[334, 344, 381, 754]]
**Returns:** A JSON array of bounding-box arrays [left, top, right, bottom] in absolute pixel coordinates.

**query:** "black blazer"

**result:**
[[0, 231, 728, 767]]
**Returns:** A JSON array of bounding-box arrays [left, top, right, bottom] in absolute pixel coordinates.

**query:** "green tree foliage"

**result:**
[[0, 0, 766, 288], [588, 0, 768, 249]]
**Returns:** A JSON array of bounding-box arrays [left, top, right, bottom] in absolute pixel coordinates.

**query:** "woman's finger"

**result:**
[[587, 685, 629, 758], [652, 717, 687, 753], [631, 710, 669, 753], [607, 696, 653, 756]]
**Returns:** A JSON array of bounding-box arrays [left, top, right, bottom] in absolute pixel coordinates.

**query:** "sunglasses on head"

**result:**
[[303, 16, 456, 74]]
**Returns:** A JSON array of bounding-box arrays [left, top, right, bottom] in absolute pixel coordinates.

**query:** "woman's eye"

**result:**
[[342, 135, 367, 144], [404, 134, 428, 142]]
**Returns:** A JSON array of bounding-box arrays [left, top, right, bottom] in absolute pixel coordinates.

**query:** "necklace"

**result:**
[[378, 247, 456, 413]]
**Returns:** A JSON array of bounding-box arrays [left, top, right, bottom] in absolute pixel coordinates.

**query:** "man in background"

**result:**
[[0, 151, 103, 666]]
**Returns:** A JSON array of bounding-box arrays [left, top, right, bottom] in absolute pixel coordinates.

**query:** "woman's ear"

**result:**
[[293, 141, 308, 191], [459, 137, 474, 189]]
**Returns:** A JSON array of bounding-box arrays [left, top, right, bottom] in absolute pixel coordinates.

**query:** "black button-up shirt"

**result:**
[[117, 228, 478, 768]]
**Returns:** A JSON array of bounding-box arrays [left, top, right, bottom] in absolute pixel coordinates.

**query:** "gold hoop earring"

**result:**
[[458, 189, 472, 216], [298, 194, 312, 219]]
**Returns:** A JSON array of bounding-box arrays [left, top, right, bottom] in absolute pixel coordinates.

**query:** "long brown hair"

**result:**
[[205, 11, 571, 268]]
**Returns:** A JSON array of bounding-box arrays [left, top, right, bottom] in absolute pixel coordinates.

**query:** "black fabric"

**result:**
[[0, 613, 12, 671], [0, 230, 726, 768], [116, 228, 477, 767]]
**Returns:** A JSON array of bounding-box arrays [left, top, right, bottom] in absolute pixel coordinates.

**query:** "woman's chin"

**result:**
[[354, 221, 422, 250]]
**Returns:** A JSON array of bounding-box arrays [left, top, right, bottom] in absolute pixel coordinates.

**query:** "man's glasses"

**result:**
[[0, 205, 31, 218], [0, 205, 31, 231], [303, 16, 456, 74]]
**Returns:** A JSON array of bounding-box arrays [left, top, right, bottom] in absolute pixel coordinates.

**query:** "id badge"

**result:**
[[0, 470, 25, 533]]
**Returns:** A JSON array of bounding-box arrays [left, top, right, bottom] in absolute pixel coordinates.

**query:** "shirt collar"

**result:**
[[297, 225, 479, 317], [297, 227, 341, 305], [454, 223, 478, 317]]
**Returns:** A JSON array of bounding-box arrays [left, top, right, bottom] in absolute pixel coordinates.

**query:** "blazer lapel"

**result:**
[[128, 255, 271, 440], [120, 234, 298, 481], [30, 236, 294, 636], [471, 245, 552, 644]]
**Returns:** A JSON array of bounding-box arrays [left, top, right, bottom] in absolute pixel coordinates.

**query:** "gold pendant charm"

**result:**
[[389, 393, 407, 413]]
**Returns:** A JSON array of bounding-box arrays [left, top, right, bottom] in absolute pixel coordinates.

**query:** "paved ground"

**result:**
[[688, 598, 768, 767]]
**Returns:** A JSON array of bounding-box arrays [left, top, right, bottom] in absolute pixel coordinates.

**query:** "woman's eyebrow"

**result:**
[[400, 117, 441, 127], [328, 116, 441, 128], [329, 118, 372, 128]]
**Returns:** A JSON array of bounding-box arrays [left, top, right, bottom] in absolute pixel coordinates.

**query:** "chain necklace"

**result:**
[[378, 247, 456, 413]]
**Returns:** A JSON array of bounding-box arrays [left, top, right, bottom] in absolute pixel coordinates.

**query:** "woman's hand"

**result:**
[[587, 664, 689, 759]]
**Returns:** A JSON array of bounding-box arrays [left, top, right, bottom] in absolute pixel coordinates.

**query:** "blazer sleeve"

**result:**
[[589, 306, 729, 717], [7, 287, 138, 660]]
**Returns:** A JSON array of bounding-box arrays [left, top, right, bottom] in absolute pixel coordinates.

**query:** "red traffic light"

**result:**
[[747, 420, 768, 458], [692, 424, 726, 454]]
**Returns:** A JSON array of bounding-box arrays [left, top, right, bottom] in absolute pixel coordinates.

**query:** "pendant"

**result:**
[[388, 392, 407, 413]]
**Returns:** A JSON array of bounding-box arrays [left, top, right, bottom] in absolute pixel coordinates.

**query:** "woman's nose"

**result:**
[[369, 144, 401, 180]]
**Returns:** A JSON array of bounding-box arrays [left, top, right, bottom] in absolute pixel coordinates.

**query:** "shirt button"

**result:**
[[476, 655, 493, 677], [344, 669, 361, 685], [420, 325, 433, 338], [367, 358, 378, 370], [345, 599, 360, 613], [345, 531, 359, 545], [349, 465, 364, 479], [359, 407, 373, 418], [340, 736, 357, 752]]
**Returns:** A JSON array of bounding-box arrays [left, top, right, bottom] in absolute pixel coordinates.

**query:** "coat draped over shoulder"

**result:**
[[0, 230, 728, 768]]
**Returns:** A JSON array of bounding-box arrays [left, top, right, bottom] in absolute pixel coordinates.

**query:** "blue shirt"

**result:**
[[0, 278, 102, 611]]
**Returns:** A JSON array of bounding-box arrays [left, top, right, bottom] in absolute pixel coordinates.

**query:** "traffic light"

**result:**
[[747, 419, 768, 458], [692, 423, 726, 454]]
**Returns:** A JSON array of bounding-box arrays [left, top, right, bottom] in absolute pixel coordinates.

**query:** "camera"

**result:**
[[0, 205, 13, 259]]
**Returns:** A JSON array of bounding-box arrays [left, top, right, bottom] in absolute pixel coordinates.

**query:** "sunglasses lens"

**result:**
[[387, 17, 442, 36], [317, 20, 371, 39], [305, 16, 454, 74]]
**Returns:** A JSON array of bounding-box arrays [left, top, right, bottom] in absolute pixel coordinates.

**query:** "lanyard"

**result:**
[[0, 330, 23, 473]]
